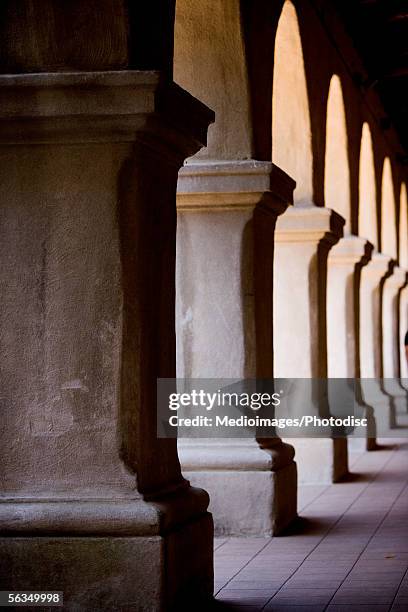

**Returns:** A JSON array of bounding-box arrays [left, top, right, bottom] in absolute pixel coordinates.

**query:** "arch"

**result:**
[[358, 123, 377, 248], [324, 75, 350, 231], [381, 158, 397, 259], [400, 183, 408, 268], [272, 1, 313, 205]]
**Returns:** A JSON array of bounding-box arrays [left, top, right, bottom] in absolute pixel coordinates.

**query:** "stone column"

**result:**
[[0, 72, 214, 611], [382, 266, 408, 420], [327, 236, 376, 451], [176, 160, 297, 536], [360, 252, 395, 435], [274, 205, 347, 483], [400, 284, 408, 387]]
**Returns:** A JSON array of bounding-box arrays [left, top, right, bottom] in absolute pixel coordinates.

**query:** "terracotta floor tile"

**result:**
[[213, 439, 408, 609]]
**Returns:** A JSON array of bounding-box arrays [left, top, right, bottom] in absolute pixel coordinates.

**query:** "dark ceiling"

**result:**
[[335, 0, 408, 160]]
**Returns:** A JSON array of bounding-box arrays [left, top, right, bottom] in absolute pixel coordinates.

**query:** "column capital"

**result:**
[[176, 160, 298, 535], [328, 235, 373, 266], [275, 205, 344, 246], [385, 265, 408, 291], [364, 251, 395, 282], [0, 70, 214, 158], [177, 160, 294, 215]]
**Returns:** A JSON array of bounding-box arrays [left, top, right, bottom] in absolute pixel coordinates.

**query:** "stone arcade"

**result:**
[[0, 0, 408, 610]]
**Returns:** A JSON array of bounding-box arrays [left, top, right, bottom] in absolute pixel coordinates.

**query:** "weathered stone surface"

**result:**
[[382, 266, 408, 419], [184, 462, 297, 536], [176, 160, 297, 535], [360, 253, 395, 434], [291, 438, 348, 484], [274, 205, 348, 482], [0, 512, 213, 611], [0, 71, 214, 610], [327, 236, 376, 451], [0, 1, 176, 75]]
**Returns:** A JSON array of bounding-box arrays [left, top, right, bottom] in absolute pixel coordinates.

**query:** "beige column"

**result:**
[[0, 72, 214, 610], [327, 236, 376, 451], [274, 205, 347, 483], [360, 252, 395, 435], [400, 284, 408, 388], [382, 266, 408, 420], [176, 161, 297, 535]]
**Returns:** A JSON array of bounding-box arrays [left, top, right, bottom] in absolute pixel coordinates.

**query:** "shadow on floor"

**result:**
[[369, 442, 398, 451], [192, 600, 246, 612], [278, 515, 328, 537], [336, 471, 371, 483]]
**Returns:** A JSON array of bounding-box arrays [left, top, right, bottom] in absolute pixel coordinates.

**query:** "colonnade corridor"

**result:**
[[211, 434, 408, 612], [1, 0, 408, 610]]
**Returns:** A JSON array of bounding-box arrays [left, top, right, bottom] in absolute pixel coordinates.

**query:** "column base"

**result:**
[[400, 378, 408, 398], [348, 402, 377, 452], [382, 381, 408, 426], [0, 518, 213, 611], [348, 434, 377, 452], [363, 383, 395, 435], [180, 440, 297, 536], [0, 493, 214, 611], [348, 433, 377, 453], [290, 438, 348, 483]]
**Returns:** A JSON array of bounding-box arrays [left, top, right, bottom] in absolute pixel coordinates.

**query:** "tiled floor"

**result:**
[[207, 436, 408, 611]]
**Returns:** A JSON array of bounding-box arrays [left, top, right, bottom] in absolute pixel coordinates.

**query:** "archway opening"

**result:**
[[358, 123, 377, 249], [272, 0, 313, 204], [324, 75, 350, 231], [381, 157, 397, 259]]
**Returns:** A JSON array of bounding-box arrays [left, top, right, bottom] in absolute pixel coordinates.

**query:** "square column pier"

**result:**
[[176, 160, 297, 535], [360, 252, 395, 435], [400, 283, 408, 386], [274, 205, 348, 483], [0, 71, 214, 611], [382, 266, 408, 421], [327, 235, 376, 451]]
